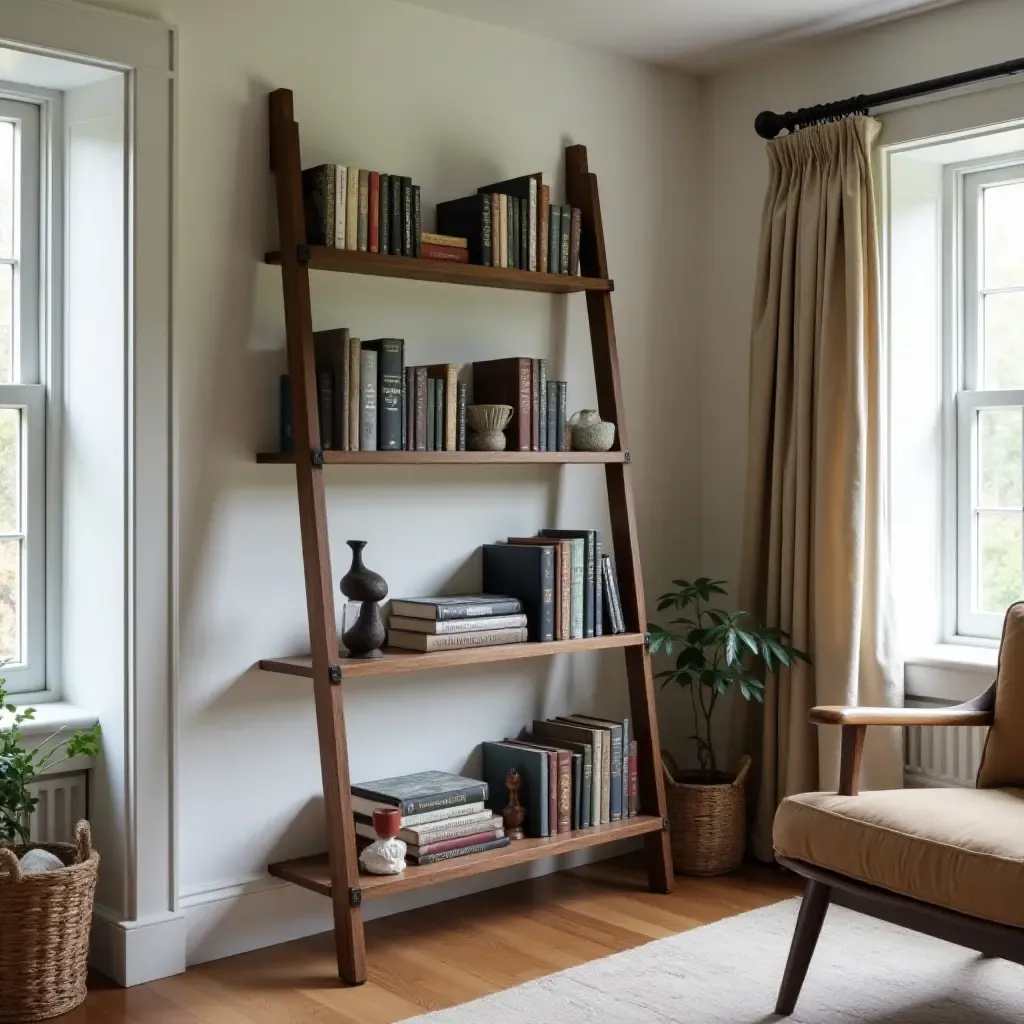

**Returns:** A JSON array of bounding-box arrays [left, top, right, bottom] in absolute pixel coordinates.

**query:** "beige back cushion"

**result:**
[[977, 601, 1024, 789]]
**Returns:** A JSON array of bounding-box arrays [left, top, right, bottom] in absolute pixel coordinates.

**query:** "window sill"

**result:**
[[0, 702, 99, 772], [905, 644, 997, 703]]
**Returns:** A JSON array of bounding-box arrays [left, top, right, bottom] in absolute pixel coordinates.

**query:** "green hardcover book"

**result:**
[[426, 379, 436, 451], [548, 205, 560, 274], [552, 537, 584, 639], [379, 173, 391, 255], [560, 205, 571, 274]]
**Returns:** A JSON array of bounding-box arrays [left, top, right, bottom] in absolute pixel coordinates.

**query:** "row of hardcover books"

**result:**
[[279, 332, 574, 454]]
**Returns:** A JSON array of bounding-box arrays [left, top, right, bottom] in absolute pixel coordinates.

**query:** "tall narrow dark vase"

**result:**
[[340, 540, 388, 659]]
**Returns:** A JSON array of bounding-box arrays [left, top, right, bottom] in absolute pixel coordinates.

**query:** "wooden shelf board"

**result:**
[[264, 247, 613, 294], [257, 450, 626, 465], [269, 815, 664, 900], [260, 633, 645, 681]]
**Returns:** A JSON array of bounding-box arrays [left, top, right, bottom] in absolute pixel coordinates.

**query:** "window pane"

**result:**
[[0, 536, 21, 664], [978, 511, 1023, 614], [984, 181, 1024, 289], [0, 121, 12, 261], [982, 292, 1024, 389], [978, 407, 1022, 508]]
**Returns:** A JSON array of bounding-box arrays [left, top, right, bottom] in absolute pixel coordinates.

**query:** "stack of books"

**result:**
[[482, 531, 627, 642], [386, 595, 528, 652], [437, 173, 583, 275], [481, 714, 638, 838], [352, 770, 507, 866], [278, 345, 573, 455]]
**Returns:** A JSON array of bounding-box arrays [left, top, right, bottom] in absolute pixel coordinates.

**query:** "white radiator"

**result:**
[[25, 771, 88, 843], [903, 700, 987, 788]]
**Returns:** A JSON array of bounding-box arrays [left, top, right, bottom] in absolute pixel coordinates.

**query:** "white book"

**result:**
[[345, 168, 359, 251], [334, 166, 347, 249], [387, 613, 528, 635]]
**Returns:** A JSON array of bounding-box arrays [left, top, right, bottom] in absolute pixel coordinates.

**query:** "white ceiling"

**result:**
[[397, 0, 962, 70]]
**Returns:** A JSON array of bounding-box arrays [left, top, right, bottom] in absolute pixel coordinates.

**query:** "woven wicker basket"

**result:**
[[661, 753, 752, 876], [0, 821, 99, 1022]]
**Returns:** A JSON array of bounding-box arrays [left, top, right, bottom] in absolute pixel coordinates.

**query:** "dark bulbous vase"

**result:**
[[340, 540, 388, 659]]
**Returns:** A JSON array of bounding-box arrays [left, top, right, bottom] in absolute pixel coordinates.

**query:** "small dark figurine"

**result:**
[[340, 540, 387, 658], [502, 768, 526, 840]]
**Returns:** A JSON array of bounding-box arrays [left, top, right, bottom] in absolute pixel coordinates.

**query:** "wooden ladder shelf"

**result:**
[[263, 87, 674, 985]]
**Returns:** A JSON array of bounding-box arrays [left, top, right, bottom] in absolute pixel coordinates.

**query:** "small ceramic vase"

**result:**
[[359, 807, 406, 875], [569, 409, 616, 452], [467, 404, 513, 451], [340, 540, 388, 659]]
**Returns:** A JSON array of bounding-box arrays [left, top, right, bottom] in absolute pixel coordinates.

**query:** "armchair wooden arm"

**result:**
[[809, 682, 996, 796]]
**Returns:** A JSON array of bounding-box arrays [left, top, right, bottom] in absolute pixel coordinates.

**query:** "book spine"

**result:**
[[491, 193, 501, 267], [368, 171, 380, 252], [556, 381, 567, 452], [601, 734, 610, 824], [629, 740, 638, 816], [348, 337, 361, 450], [593, 534, 603, 637], [338, 330, 351, 452], [538, 183, 550, 273], [279, 375, 293, 453], [571, 755, 581, 830], [569, 206, 582, 275], [537, 360, 547, 452], [357, 169, 369, 250], [603, 555, 625, 633], [546, 380, 558, 458], [401, 370, 408, 450], [404, 366, 415, 451], [569, 541, 584, 640], [403, 813, 496, 841], [391, 785, 488, 817], [412, 185, 421, 257], [559, 542, 571, 641], [444, 369, 457, 451], [548, 205, 560, 273], [398, 614, 528, 634], [528, 177, 538, 272], [560, 205, 571, 274], [509, 197, 519, 270], [547, 751, 557, 835], [621, 718, 630, 818], [519, 196, 529, 270], [499, 194, 508, 268], [540, 544, 555, 643], [420, 243, 470, 263], [359, 346, 378, 451], [414, 367, 428, 451], [379, 173, 390, 255], [334, 165, 347, 249], [611, 556, 627, 633], [480, 194, 492, 268], [556, 754, 570, 834], [413, 836, 510, 864], [426, 379, 435, 451], [390, 175, 402, 255], [300, 166, 327, 246], [457, 382, 467, 451], [421, 232, 468, 247], [433, 599, 523, 620], [317, 370, 333, 449], [516, 361, 531, 451], [583, 532, 595, 639], [413, 828, 505, 857], [376, 339, 404, 450], [531, 359, 540, 452], [434, 378, 444, 451], [401, 176, 413, 256], [411, 628, 528, 650], [608, 731, 623, 822], [345, 168, 359, 251]]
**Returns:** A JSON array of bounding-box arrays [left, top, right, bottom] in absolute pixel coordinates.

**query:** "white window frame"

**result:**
[[950, 161, 1024, 641], [0, 95, 48, 694]]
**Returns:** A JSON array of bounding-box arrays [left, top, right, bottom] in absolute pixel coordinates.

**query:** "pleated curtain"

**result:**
[[739, 116, 904, 861]]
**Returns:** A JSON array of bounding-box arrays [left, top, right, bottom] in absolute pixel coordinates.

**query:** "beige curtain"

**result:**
[[740, 116, 903, 862]]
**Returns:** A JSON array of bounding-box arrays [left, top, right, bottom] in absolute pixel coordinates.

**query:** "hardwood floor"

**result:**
[[61, 854, 798, 1023]]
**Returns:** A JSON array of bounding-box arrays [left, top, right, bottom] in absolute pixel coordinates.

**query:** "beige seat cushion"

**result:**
[[977, 601, 1024, 789], [774, 787, 1024, 928]]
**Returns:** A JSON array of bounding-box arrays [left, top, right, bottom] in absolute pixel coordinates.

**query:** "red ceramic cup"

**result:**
[[372, 807, 401, 839]]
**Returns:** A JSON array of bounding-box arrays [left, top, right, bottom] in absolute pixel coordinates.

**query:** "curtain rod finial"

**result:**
[[755, 110, 786, 140]]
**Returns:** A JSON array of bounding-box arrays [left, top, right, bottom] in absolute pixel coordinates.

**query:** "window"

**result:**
[[0, 98, 45, 693], [955, 164, 1024, 639]]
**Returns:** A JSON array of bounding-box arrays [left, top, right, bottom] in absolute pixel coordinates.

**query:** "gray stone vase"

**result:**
[[340, 540, 388, 659]]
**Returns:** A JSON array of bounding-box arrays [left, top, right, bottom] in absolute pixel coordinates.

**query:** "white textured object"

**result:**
[[358, 837, 406, 875], [19, 848, 66, 875], [404, 899, 1024, 1023]]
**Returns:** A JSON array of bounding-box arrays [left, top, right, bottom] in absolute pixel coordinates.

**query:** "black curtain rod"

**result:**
[[754, 57, 1024, 139]]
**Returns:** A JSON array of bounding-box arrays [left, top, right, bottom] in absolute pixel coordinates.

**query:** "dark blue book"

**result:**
[[482, 543, 555, 642], [481, 740, 548, 838], [351, 770, 488, 818]]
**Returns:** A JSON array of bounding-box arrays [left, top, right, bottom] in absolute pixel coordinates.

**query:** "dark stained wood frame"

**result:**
[[774, 682, 1023, 1016], [266, 89, 674, 984]]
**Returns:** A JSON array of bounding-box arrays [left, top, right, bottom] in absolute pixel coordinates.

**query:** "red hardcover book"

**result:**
[[629, 741, 638, 816], [368, 172, 380, 253], [411, 827, 505, 858], [420, 242, 470, 263], [472, 357, 531, 451]]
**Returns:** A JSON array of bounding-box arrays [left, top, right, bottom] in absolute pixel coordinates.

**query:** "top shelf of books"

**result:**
[[264, 247, 613, 294]]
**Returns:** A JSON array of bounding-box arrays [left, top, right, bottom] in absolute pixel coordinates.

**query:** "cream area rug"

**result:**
[[404, 899, 1022, 1023]]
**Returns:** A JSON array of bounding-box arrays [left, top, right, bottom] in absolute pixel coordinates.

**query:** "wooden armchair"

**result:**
[[771, 603, 1024, 1016]]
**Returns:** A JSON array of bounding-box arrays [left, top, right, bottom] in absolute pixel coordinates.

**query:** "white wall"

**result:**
[[82, 0, 702, 963]]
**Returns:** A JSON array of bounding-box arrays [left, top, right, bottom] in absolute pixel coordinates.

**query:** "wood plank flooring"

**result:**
[[59, 854, 799, 1023]]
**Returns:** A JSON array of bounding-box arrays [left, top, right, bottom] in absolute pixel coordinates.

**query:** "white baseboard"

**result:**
[[91, 904, 187, 986], [181, 837, 643, 967]]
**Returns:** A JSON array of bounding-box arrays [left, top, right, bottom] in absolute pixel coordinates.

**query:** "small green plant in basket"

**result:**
[[0, 679, 102, 844], [648, 577, 808, 781]]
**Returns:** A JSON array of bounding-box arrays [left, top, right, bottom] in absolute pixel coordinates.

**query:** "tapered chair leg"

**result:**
[[775, 880, 831, 1015]]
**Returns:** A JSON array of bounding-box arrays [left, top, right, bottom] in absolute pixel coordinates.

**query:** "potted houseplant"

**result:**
[[648, 577, 807, 876], [1, 680, 102, 1022]]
